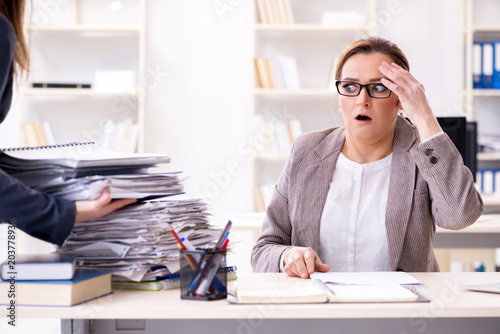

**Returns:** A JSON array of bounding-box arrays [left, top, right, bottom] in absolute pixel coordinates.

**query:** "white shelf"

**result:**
[[27, 25, 140, 33], [472, 26, 500, 33], [478, 194, 500, 206], [472, 89, 500, 97], [254, 88, 333, 97], [248, 0, 377, 211], [255, 24, 367, 33], [20, 88, 138, 97], [19, 0, 147, 152], [478, 152, 500, 161], [255, 153, 289, 161]]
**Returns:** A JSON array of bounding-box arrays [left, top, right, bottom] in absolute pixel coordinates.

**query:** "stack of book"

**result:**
[[0, 142, 221, 283], [253, 114, 303, 156], [21, 121, 55, 147], [0, 254, 112, 306], [100, 118, 140, 153], [255, 0, 295, 25], [254, 56, 300, 89], [473, 41, 500, 89]]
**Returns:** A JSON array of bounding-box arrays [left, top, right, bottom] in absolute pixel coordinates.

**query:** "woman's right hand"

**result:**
[[283, 247, 330, 279]]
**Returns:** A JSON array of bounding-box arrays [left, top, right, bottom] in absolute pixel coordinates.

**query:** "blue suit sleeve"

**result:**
[[0, 14, 77, 245], [0, 13, 15, 124], [0, 169, 77, 246]]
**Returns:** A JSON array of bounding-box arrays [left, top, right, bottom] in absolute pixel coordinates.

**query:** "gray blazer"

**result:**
[[251, 116, 484, 272]]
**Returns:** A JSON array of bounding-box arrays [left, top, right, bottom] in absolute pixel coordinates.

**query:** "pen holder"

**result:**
[[179, 249, 227, 301]]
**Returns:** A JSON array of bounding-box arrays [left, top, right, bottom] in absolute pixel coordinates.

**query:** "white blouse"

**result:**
[[318, 152, 392, 272]]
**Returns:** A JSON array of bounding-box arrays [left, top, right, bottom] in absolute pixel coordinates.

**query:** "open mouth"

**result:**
[[356, 114, 372, 121]]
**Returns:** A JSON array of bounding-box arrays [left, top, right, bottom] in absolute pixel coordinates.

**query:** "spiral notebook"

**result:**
[[0, 142, 171, 169]]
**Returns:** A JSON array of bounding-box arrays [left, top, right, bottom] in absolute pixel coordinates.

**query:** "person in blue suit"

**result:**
[[0, 1, 135, 246]]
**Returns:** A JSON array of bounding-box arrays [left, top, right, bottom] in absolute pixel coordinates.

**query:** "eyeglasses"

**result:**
[[335, 81, 392, 99]]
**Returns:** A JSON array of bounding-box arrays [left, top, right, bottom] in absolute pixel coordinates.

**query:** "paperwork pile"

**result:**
[[58, 195, 221, 281], [0, 142, 220, 281], [0, 142, 183, 200]]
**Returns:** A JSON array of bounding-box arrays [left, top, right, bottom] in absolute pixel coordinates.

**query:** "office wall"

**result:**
[[144, 0, 252, 226], [143, 0, 463, 225], [0, 0, 463, 225]]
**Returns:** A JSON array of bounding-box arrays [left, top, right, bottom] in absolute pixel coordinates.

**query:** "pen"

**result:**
[[195, 239, 229, 297], [187, 221, 232, 295], [181, 236, 227, 295], [169, 228, 197, 270]]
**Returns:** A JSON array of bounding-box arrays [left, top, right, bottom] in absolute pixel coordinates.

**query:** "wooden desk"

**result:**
[[15, 272, 500, 334]]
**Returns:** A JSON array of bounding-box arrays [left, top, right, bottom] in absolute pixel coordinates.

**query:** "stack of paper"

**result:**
[[9, 172, 185, 201], [0, 142, 181, 200], [58, 195, 220, 281], [0, 142, 221, 281]]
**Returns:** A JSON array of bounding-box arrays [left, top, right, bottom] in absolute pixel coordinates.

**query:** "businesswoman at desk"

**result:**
[[0, 1, 135, 246], [251, 36, 484, 278]]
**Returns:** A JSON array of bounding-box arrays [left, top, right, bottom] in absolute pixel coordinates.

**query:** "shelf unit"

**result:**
[[462, 0, 500, 206], [248, 0, 377, 211], [19, 0, 146, 152]]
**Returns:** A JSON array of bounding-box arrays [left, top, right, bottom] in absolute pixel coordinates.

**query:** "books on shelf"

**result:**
[[254, 56, 300, 90], [475, 169, 500, 195], [253, 184, 275, 212], [1, 253, 76, 281], [21, 121, 55, 148], [101, 118, 140, 154], [256, 0, 294, 25], [22, 117, 139, 153], [0, 270, 112, 306], [472, 40, 500, 89], [253, 115, 303, 156]]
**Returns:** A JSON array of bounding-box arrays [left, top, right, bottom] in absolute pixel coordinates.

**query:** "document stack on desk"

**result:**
[[0, 142, 222, 282], [57, 195, 221, 281]]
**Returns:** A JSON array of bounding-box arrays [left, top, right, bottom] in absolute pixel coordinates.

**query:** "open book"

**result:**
[[229, 278, 425, 304]]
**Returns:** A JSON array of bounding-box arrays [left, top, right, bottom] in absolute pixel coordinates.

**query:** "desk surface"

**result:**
[[17, 272, 500, 320]]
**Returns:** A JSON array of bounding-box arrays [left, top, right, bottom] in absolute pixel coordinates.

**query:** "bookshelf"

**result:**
[[461, 0, 500, 206], [248, 0, 378, 211], [19, 0, 146, 153]]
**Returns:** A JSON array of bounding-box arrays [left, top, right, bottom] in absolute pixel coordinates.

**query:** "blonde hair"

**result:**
[[0, 0, 30, 78], [335, 36, 409, 80]]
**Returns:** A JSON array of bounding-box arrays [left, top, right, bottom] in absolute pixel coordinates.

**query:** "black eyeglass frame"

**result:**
[[335, 80, 392, 99]]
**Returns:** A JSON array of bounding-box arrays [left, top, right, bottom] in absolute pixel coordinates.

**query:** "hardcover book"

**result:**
[[1, 253, 76, 280], [0, 270, 112, 307]]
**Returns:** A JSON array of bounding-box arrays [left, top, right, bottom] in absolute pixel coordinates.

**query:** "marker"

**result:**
[[170, 229, 197, 269]]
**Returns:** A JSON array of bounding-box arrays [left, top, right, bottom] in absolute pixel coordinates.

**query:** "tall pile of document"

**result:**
[[0, 142, 220, 281]]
